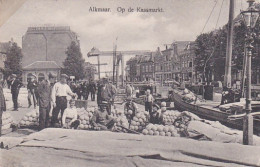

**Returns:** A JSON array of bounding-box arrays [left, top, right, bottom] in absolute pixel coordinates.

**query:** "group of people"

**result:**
[[70, 80, 96, 101]]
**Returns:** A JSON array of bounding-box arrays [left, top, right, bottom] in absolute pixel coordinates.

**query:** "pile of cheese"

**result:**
[[19, 109, 39, 127], [182, 89, 197, 103], [2, 112, 14, 131], [78, 107, 97, 130], [129, 111, 149, 132], [162, 110, 181, 125], [142, 123, 180, 137]]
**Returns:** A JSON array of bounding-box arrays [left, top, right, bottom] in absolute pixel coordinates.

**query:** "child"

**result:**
[[62, 99, 80, 129], [144, 89, 154, 116]]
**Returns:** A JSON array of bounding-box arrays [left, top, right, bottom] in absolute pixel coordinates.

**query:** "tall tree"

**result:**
[[62, 41, 86, 80], [4, 42, 23, 78]]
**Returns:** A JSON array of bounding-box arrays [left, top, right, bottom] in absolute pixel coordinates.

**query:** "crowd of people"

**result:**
[[0, 73, 120, 134], [0, 73, 165, 135]]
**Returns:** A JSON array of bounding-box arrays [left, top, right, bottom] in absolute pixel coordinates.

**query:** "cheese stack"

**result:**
[[142, 123, 180, 137], [19, 109, 39, 127], [1, 112, 14, 131], [78, 107, 95, 130], [174, 111, 201, 135], [114, 115, 129, 132], [129, 111, 149, 132], [162, 110, 181, 125]]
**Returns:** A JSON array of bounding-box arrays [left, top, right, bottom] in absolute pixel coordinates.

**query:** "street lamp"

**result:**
[[240, 0, 259, 145]]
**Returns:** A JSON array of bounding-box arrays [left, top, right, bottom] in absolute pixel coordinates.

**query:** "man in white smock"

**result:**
[[51, 74, 77, 127]]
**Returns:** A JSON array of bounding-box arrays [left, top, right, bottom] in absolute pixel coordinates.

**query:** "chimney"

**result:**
[[166, 45, 168, 50]]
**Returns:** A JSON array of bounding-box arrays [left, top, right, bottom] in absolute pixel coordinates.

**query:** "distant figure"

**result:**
[[81, 81, 88, 100], [0, 84, 6, 136], [62, 99, 80, 129], [125, 84, 133, 98], [89, 80, 96, 101], [100, 78, 117, 115], [75, 82, 82, 100], [27, 74, 38, 108], [37, 73, 56, 130], [97, 81, 103, 106], [144, 89, 154, 117], [51, 74, 77, 127], [10, 74, 23, 111]]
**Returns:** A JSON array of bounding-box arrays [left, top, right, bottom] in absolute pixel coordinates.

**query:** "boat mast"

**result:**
[[224, 0, 235, 88]]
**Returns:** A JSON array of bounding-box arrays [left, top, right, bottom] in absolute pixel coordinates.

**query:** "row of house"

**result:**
[[125, 41, 199, 85]]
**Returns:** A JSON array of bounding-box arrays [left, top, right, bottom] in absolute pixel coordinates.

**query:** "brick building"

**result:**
[[179, 42, 196, 83], [22, 26, 79, 84], [139, 54, 154, 81], [125, 55, 142, 82]]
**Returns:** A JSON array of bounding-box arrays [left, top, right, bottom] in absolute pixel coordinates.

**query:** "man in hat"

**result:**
[[27, 74, 38, 108], [51, 74, 77, 127], [37, 73, 56, 130], [10, 74, 23, 111], [100, 77, 117, 115], [89, 79, 96, 101]]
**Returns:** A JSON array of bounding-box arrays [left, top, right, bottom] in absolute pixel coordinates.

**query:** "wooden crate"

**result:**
[[75, 100, 88, 109]]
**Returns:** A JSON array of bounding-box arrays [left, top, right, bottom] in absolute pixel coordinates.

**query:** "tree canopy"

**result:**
[[194, 13, 260, 84], [4, 42, 23, 79], [62, 41, 86, 80]]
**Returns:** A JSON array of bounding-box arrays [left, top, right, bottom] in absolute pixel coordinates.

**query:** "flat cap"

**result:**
[[60, 74, 69, 78]]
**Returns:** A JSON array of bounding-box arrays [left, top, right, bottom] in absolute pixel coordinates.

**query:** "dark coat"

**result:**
[[11, 79, 23, 93], [37, 80, 51, 108]]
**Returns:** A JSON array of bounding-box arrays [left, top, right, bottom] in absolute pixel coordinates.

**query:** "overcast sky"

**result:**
[[0, 0, 255, 75]]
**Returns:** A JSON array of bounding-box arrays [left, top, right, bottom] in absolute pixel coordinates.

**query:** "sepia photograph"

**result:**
[[0, 0, 260, 166]]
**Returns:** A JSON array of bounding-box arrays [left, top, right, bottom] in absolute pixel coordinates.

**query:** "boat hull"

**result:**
[[171, 89, 260, 134]]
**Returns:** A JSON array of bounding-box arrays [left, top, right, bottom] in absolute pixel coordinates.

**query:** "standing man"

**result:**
[[10, 74, 23, 111], [37, 73, 56, 130], [97, 80, 103, 106], [0, 83, 6, 136], [27, 74, 38, 108], [51, 74, 77, 127], [89, 80, 96, 101], [144, 89, 154, 118], [100, 78, 117, 115]]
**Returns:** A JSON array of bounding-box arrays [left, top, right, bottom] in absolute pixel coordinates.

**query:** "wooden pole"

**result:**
[[224, 0, 234, 88]]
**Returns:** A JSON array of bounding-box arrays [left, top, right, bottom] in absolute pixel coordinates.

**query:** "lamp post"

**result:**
[[241, 0, 259, 145]]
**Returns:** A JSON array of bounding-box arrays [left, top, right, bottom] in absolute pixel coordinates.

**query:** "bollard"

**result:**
[[243, 114, 253, 145]]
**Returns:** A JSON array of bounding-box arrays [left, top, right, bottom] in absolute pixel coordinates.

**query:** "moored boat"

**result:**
[[171, 87, 260, 134]]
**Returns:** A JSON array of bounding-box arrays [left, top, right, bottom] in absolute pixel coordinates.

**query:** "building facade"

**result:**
[[139, 54, 154, 81], [22, 26, 79, 84], [22, 61, 61, 83], [179, 42, 196, 83]]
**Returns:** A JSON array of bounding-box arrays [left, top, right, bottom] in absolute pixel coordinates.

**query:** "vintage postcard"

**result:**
[[0, 0, 260, 166]]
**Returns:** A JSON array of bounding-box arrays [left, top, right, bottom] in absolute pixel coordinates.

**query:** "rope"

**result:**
[[215, 0, 225, 29], [201, 0, 218, 34]]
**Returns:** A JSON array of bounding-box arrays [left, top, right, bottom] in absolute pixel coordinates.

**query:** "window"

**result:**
[[189, 62, 192, 67]]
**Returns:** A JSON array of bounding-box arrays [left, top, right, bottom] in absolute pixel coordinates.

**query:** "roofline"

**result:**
[[23, 61, 62, 70]]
